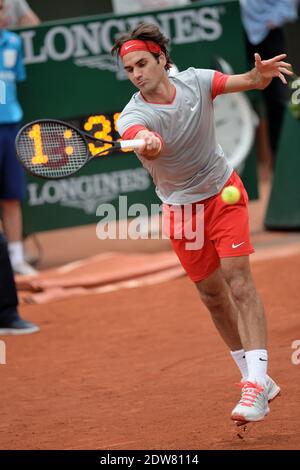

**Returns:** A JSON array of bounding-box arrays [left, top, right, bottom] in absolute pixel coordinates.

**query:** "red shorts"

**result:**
[[162, 172, 254, 282]]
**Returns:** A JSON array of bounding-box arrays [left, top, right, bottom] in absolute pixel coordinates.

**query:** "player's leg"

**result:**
[[219, 255, 280, 422], [196, 258, 279, 423], [194, 267, 242, 351], [221, 255, 267, 352], [221, 255, 281, 402], [164, 191, 249, 375], [215, 175, 268, 384], [213, 173, 279, 421], [164, 187, 278, 423]]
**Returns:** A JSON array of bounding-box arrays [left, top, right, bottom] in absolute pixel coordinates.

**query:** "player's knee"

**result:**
[[198, 287, 226, 310], [228, 275, 251, 302]]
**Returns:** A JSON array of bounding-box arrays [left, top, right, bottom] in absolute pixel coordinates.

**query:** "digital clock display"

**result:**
[[67, 112, 131, 156]]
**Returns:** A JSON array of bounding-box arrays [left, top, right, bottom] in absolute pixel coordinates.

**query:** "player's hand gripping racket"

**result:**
[[15, 119, 145, 179]]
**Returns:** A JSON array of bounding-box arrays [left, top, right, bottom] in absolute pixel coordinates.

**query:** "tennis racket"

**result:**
[[15, 119, 145, 180]]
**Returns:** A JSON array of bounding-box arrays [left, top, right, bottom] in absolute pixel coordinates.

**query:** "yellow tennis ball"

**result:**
[[221, 185, 241, 204]]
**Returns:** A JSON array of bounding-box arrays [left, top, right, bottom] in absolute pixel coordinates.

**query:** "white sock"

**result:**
[[8, 241, 24, 266], [245, 349, 268, 387], [230, 349, 248, 381]]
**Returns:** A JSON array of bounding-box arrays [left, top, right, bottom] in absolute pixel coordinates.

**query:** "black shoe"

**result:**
[[0, 318, 40, 335]]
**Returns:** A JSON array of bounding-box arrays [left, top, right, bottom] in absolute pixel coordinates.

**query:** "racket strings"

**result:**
[[17, 122, 88, 178]]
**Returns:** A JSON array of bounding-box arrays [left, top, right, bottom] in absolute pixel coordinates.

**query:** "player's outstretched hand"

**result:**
[[254, 53, 293, 87]]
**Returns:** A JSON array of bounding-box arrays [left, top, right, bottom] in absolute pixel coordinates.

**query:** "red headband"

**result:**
[[119, 39, 161, 57]]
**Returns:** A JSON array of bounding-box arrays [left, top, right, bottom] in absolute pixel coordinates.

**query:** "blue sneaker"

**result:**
[[0, 318, 40, 335]]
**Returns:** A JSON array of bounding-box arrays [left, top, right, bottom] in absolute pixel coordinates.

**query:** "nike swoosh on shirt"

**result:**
[[259, 358, 267, 361], [232, 242, 245, 249]]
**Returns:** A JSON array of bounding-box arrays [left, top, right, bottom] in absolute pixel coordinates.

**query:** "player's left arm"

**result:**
[[223, 53, 293, 93]]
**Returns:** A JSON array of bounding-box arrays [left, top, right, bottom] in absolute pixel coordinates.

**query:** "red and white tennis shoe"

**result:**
[[266, 376, 281, 403], [231, 381, 269, 423]]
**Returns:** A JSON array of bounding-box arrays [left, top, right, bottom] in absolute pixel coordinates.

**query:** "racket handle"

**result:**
[[120, 139, 145, 150]]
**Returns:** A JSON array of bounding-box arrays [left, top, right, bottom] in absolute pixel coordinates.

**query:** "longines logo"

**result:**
[[20, 7, 224, 78], [27, 168, 151, 214]]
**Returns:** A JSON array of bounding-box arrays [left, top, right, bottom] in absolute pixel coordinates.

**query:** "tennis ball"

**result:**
[[221, 185, 241, 204]]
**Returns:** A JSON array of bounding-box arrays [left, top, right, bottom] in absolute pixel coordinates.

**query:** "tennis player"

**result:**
[[112, 22, 292, 424]]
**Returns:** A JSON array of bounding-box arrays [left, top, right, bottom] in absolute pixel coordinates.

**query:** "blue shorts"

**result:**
[[0, 123, 26, 200]]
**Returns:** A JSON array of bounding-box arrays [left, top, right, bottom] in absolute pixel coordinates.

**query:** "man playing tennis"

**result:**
[[112, 22, 292, 425]]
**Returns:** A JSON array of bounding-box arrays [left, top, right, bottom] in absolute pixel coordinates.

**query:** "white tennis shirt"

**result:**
[[117, 67, 233, 205]]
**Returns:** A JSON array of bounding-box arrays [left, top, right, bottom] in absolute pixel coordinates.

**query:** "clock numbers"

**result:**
[[28, 124, 49, 164], [84, 115, 112, 157], [82, 113, 132, 156]]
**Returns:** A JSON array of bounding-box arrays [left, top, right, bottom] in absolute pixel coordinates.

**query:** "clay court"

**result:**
[[1, 182, 300, 450]]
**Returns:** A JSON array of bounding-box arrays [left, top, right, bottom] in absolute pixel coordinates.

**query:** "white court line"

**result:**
[[56, 252, 114, 273]]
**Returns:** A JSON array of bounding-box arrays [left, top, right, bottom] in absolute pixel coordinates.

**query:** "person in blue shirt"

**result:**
[[0, 0, 39, 334], [0, 0, 37, 275], [240, 0, 298, 168]]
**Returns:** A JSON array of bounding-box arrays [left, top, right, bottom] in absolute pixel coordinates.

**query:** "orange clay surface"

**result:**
[[1, 181, 300, 450]]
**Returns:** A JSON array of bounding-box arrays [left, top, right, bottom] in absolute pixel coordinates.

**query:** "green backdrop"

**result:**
[[265, 108, 300, 229]]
